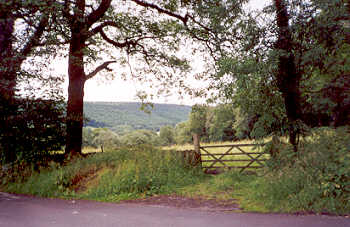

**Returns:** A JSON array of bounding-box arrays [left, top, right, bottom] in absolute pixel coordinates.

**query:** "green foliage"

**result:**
[[207, 104, 236, 142], [120, 130, 161, 146], [189, 104, 208, 136], [173, 104, 241, 144], [1, 147, 206, 201], [83, 127, 160, 148], [257, 127, 350, 214], [159, 125, 176, 145], [174, 121, 192, 145], [84, 102, 191, 133], [86, 128, 121, 149], [208, 0, 350, 142], [0, 98, 66, 164], [85, 149, 205, 199], [0, 0, 65, 163], [2, 129, 349, 214]]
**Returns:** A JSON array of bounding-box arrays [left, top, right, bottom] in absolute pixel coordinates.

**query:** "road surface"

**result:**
[[0, 192, 349, 227]]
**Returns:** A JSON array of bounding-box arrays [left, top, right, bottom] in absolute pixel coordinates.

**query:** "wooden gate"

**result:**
[[199, 143, 267, 173]]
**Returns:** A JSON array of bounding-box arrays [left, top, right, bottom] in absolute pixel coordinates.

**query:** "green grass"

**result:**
[[1, 129, 349, 215], [1, 145, 262, 210], [1, 146, 208, 201]]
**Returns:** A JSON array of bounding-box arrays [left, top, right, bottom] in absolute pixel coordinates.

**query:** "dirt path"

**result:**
[[121, 194, 241, 212]]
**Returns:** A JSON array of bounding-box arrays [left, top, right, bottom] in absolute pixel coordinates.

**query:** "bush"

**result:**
[[120, 130, 161, 146], [259, 127, 350, 214], [0, 98, 65, 164]]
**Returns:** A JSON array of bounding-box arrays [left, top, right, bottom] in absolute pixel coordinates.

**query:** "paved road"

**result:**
[[0, 192, 349, 227]]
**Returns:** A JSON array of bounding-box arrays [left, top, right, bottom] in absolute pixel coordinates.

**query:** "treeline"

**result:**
[[173, 104, 259, 144], [82, 103, 253, 148], [84, 102, 191, 133], [83, 127, 172, 148], [85, 96, 350, 149]]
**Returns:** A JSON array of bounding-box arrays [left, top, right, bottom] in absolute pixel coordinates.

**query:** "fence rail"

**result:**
[[188, 133, 267, 173]]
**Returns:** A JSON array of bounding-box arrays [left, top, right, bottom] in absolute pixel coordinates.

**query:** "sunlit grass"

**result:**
[[50, 147, 104, 155], [82, 146, 103, 154]]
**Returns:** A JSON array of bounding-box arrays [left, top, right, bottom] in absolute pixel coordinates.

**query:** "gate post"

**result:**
[[192, 133, 202, 167]]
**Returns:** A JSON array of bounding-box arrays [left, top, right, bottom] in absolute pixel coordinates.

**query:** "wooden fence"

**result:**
[[199, 144, 267, 173], [192, 134, 268, 173]]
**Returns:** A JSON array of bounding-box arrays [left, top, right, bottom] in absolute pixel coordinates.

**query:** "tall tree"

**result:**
[[206, 0, 350, 150], [274, 0, 302, 151], [189, 104, 208, 141], [0, 0, 58, 162], [61, 0, 197, 155]]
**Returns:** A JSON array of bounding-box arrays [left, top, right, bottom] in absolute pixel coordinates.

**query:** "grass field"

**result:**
[[82, 146, 104, 154], [51, 147, 104, 155]]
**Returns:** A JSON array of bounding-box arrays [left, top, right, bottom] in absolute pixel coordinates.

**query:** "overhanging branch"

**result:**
[[88, 21, 122, 37], [131, 0, 189, 24], [85, 61, 116, 81], [99, 29, 135, 48], [19, 13, 49, 62], [86, 0, 112, 28]]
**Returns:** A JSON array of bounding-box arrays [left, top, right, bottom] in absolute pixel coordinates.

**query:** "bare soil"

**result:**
[[121, 194, 241, 212]]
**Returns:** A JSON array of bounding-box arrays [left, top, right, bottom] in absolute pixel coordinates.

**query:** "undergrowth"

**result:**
[[1, 127, 349, 215], [1, 145, 207, 201], [247, 126, 350, 215]]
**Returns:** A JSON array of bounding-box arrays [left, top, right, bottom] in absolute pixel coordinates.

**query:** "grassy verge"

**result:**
[[1, 128, 349, 215], [0, 146, 208, 202]]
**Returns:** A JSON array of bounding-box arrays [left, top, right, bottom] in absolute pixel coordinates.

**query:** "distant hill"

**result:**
[[84, 102, 191, 133]]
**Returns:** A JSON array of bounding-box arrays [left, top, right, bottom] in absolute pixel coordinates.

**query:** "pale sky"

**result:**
[[53, 0, 269, 106]]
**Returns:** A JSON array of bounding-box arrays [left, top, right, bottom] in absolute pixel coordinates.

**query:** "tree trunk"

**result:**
[[65, 33, 86, 156], [0, 13, 18, 163], [0, 13, 16, 101], [274, 0, 303, 152]]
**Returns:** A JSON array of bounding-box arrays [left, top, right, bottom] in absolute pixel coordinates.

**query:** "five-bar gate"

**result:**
[[199, 143, 267, 173]]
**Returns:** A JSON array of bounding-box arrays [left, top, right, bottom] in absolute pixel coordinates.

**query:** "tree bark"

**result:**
[[64, 0, 114, 156], [0, 13, 16, 99], [274, 0, 303, 152], [65, 31, 86, 156], [0, 12, 17, 163]]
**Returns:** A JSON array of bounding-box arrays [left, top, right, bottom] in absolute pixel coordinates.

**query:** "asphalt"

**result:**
[[0, 192, 349, 227]]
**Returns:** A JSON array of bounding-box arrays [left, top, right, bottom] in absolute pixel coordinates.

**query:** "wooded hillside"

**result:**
[[84, 102, 191, 133]]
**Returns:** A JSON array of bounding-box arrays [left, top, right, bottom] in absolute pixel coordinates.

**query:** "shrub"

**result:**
[[259, 127, 350, 214], [0, 98, 65, 164]]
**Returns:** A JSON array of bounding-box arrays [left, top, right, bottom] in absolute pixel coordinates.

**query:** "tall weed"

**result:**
[[1, 146, 206, 201], [84, 147, 206, 200], [254, 127, 350, 214]]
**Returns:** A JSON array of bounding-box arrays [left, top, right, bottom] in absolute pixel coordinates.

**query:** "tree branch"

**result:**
[[88, 21, 122, 37], [63, 0, 74, 25], [85, 60, 116, 80], [19, 13, 49, 61], [86, 0, 112, 28], [131, 0, 189, 24], [99, 29, 133, 48]]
